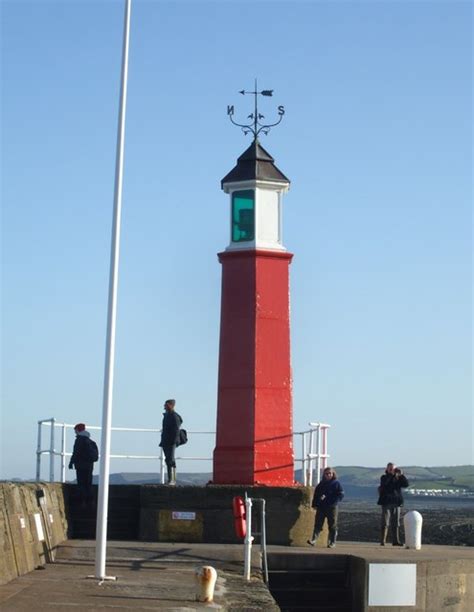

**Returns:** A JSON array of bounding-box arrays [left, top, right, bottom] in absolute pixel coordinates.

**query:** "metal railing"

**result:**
[[36, 418, 330, 486], [243, 493, 268, 582]]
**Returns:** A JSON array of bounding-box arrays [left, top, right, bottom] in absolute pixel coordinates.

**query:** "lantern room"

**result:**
[[221, 139, 290, 251]]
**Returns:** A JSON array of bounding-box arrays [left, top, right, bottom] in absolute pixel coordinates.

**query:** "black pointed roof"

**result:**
[[221, 139, 290, 188]]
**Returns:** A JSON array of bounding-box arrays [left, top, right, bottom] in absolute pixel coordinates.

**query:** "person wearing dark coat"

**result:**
[[159, 399, 183, 485], [307, 467, 344, 548], [68, 423, 96, 505], [377, 462, 409, 546]]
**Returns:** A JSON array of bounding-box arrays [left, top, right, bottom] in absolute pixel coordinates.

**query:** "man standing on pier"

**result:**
[[159, 399, 183, 485], [69, 423, 99, 506], [377, 462, 409, 546]]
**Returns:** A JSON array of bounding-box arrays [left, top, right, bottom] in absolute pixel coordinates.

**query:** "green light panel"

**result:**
[[232, 190, 255, 242]]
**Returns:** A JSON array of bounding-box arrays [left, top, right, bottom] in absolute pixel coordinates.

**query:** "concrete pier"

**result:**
[[0, 540, 277, 611], [268, 542, 474, 611], [1, 540, 473, 611], [1, 482, 472, 611]]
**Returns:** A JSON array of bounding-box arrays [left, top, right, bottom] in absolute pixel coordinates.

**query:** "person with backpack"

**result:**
[[159, 399, 183, 485], [68, 423, 99, 505]]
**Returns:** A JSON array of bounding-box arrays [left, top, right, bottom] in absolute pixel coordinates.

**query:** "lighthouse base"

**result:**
[[138, 484, 324, 546]]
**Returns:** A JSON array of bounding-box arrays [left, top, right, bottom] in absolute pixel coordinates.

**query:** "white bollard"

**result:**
[[195, 566, 217, 602], [404, 510, 423, 549]]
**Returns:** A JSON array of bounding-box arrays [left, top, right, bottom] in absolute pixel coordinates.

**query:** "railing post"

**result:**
[[36, 421, 42, 481], [49, 418, 56, 482], [322, 426, 328, 472], [308, 427, 315, 486], [260, 499, 268, 584], [160, 448, 165, 484], [61, 423, 67, 483], [316, 424, 321, 484], [243, 494, 253, 581], [302, 432, 307, 486]]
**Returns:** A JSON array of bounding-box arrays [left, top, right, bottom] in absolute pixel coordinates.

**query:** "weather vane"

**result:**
[[227, 79, 285, 138]]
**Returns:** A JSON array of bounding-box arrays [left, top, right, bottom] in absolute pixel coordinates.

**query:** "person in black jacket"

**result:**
[[307, 467, 344, 548], [159, 399, 183, 485], [68, 423, 97, 505], [377, 462, 409, 546]]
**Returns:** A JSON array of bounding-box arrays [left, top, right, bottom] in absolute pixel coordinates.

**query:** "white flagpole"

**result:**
[[94, 0, 132, 581]]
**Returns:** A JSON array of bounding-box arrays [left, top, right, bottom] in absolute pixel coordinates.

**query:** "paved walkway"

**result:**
[[1, 540, 472, 611], [0, 541, 278, 611]]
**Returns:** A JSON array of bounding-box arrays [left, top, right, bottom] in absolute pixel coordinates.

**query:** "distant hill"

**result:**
[[333, 465, 474, 492], [90, 465, 473, 493], [92, 472, 212, 486]]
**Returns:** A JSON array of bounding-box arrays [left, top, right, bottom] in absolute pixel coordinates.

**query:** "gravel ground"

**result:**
[[337, 500, 474, 546]]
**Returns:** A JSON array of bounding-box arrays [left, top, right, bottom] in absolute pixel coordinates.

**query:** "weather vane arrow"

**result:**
[[227, 79, 285, 138]]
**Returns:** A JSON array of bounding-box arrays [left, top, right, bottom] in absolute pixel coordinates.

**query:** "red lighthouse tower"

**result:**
[[213, 103, 294, 484]]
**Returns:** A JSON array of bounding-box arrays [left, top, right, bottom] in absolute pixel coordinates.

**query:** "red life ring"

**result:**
[[232, 496, 246, 539]]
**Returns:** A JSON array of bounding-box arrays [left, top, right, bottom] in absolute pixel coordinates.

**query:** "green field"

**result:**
[[334, 465, 473, 491]]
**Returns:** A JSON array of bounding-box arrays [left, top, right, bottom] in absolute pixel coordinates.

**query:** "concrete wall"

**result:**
[[139, 484, 325, 546], [268, 552, 474, 612], [366, 559, 474, 612], [0, 482, 68, 585], [2, 482, 472, 612], [1, 482, 321, 585]]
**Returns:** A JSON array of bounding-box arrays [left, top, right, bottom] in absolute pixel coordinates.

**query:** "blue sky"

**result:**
[[1, 0, 472, 480]]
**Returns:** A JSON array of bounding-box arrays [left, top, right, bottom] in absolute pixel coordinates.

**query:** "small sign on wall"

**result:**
[[19, 516, 26, 529], [158, 510, 203, 541], [368, 563, 417, 606], [34, 513, 45, 542], [172, 511, 196, 521]]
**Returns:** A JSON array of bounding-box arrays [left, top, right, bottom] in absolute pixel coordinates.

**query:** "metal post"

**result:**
[[160, 448, 165, 484], [36, 421, 42, 481], [322, 426, 328, 472], [260, 499, 268, 584], [61, 423, 67, 483], [243, 494, 253, 581], [316, 424, 321, 484], [36, 421, 43, 482], [95, 0, 132, 582], [308, 427, 315, 486], [302, 431, 307, 486], [49, 418, 56, 482]]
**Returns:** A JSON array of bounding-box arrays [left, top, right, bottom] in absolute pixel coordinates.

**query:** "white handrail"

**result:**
[[243, 494, 268, 583], [243, 494, 253, 581], [49, 417, 55, 483], [36, 419, 330, 485], [61, 423, 67, 483]]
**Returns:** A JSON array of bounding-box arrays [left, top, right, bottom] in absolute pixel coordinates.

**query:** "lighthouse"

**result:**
[[213, 86, 294, 485]]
